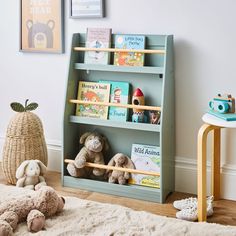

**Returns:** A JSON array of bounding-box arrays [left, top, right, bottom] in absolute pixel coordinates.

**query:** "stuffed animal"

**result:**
[[67, 132, 109, 179], [0, 186, 65, 235], [106, 153, 135, 185], [16, 160, 47, 190]]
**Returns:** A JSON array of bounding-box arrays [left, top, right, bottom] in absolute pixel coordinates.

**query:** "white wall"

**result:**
[[1, 0, 236, 199]]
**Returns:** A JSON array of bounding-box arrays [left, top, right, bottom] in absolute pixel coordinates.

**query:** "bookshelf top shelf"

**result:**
[[74, 63, 164, 75], [74, 47, 166, 54]]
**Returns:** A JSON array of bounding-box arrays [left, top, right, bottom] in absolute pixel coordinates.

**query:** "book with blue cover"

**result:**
[[207, 110, 236, 121], [113, 35, 145, 66], [99, 80, 130, 121]]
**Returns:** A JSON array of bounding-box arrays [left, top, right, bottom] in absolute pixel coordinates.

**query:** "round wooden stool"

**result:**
[[197, 113, 236, 221]]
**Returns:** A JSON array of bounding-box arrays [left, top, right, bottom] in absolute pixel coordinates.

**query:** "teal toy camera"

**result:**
[[209, 94, 235, 114]]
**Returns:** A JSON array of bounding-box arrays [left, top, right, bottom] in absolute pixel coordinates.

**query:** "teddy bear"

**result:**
[[106, 153, 135, 185], [0, 186, 65, 236], [16, 159, 47, 190], [67, 132, 109, 179]]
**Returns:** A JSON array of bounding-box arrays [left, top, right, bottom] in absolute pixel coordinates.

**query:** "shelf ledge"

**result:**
[[74, 63, 164, 75], [70, 100, 161, 111], [64, 159, 160, 177], [74, 47, 165, 54], [69, 116, 161, 132]]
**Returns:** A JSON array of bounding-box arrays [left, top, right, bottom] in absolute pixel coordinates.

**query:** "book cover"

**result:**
[[99, 80, 130, 121], [114, 35, 145, 66], [129, 144, 160, 188], [84, 28, 112, 65], [76, 81, 110, 119]]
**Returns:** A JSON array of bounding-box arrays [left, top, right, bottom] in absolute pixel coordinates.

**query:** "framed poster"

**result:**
[[70, 0, 104, 18], [20, 0, 64, 53]]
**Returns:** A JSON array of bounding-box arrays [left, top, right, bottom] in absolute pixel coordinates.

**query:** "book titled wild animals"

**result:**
[[99, 80, 130, 121], [114, 35, 145, 66], [84, 28, 112, 65], [76, 81, 110, 119], [129, 144, 160, 188]]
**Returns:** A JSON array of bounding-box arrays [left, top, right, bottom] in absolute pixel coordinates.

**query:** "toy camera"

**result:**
[[209, 94, 235, 114]]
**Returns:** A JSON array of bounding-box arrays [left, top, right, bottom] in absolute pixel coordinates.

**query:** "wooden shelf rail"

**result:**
[[74, 47, 165, 54], [69, 99, 161, 111], [65, 159, 160, 177]]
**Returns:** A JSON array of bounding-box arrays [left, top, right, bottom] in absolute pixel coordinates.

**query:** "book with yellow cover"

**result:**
[[76, 81, 110, 119]]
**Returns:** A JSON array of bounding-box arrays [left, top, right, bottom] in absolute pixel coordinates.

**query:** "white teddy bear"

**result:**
[[16, 160, 47, 190]]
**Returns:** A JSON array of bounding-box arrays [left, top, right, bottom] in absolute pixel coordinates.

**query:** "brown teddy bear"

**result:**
[[67, 132, 109, 179], [0, 186, 65, 236], [106, 153, 135, 185]]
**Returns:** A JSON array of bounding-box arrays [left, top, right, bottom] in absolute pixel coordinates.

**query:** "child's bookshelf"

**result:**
[[62, 33, 174, 203]]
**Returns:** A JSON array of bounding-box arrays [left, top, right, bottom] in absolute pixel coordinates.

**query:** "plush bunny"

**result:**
[[16, 160, 47, 190], [67, 132, 109, 179], [0, 186, 65, 236], [106, 153, 135, 185]]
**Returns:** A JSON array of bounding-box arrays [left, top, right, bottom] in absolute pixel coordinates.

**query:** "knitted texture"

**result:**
[[2, 112, 48, 184]]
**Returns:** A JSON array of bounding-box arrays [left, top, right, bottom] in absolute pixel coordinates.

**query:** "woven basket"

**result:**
[[2, 112, 48, 184]]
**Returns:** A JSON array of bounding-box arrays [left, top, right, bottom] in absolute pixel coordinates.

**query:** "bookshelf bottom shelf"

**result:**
[[63, 176, 162, 203]]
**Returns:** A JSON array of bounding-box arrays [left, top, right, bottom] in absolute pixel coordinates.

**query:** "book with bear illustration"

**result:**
[[113, 34, 145, 66], [76, 81, 110, 119], [84, 28, 112, 65], [129, 143, 160, 188], [99, 80, 130, 121]]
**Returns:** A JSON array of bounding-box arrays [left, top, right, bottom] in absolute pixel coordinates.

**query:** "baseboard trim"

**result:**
[[175, 156, 236, 200]]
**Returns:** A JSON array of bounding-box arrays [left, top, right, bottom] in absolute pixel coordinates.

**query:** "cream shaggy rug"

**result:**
[[0, 184, 236, 236]]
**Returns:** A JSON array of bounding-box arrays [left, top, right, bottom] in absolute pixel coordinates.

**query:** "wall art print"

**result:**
[[20, 0, 64, 53]]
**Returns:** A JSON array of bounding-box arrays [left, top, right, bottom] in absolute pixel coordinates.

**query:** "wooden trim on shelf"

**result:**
[[64, 159, 160, 177], [74, 47, 166, 54], [69, 99, 161, 111]]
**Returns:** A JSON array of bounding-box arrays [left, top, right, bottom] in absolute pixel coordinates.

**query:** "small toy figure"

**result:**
[[132, 88, 147, 123], [106, 153, 135, 185], [16, 160, 47, 190], [149, 110, 161, 124], [209, 94, 235, 114], [67, 132, 109, 179]]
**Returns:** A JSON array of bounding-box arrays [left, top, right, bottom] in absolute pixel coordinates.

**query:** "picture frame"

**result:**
[[70, 0, 104, 18], [20, 0, 64, 53]]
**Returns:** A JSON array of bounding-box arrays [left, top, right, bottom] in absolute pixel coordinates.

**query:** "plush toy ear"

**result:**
[[102, 135, 109, 152], [16, 160, 30, 179], [106, 156, 115, 175], [80, 132, 92, 144], [35, 160, 47, 175], [123, 155, 135, 169]]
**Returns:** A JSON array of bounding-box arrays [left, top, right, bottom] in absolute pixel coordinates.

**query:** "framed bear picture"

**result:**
[[20, 0, 64, 53]]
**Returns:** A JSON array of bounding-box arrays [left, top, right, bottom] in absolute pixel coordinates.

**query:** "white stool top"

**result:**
[[202, 113, 236, 128]]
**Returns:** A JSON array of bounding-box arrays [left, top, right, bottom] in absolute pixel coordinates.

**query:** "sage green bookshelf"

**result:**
[[62, 33, 175, 203]]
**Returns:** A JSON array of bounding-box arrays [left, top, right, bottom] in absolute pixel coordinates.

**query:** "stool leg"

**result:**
[[212, 128, 221, 200], [198, 124, 215, 222]]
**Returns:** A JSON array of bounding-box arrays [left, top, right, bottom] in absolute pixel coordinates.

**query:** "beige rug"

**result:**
[[0, 184, 236, 236]]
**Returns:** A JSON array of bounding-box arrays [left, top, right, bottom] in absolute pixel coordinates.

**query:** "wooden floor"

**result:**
[[1, 171, 236, 226]]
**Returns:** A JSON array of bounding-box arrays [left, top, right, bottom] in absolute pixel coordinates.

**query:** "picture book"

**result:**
[[84, 28, 112, 65], [76, 81, 110, 119], [114, 35, 145, 66], [129, 144, 160, 188], [99, 80, 130, 121]]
